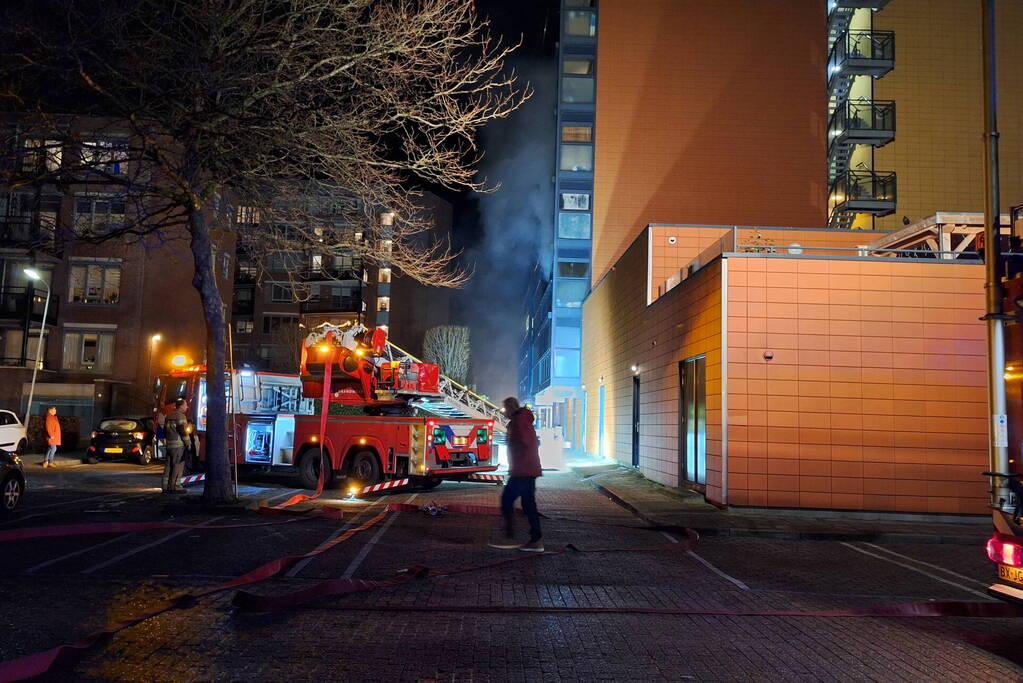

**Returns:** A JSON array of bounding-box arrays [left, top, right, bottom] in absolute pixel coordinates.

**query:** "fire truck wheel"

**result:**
[[348, 451, 381, 486], [299, 449, 333, 490]]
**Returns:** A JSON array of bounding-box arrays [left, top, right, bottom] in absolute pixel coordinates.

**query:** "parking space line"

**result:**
[[861, 542, 990, 589], [285, 500, 384, 578], [340, 493, 417, 579], [81, 516, 226, 574], [23, 533, 135, 574], [840, 542, 991, 599], [660, 530, 750, 591]]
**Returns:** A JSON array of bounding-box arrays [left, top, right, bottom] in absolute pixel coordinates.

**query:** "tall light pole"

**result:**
[[22, 269, 50, 429], [148, 334, 162, 398]]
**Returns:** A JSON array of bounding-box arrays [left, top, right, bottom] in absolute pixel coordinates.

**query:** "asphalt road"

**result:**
[[2, 452, 1021, 682]]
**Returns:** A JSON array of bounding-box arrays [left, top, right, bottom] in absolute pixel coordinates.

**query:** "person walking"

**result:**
[[43, 406, 60, 468], [491, 396, 544, 552], [161, 398, 189, 493]]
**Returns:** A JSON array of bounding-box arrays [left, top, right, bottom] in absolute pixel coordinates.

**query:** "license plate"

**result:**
[[998, 564, 1023, 586], [104, 447, 123, 454]]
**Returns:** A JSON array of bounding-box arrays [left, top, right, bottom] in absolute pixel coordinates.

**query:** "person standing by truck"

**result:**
[[161, 398, 189, 493], [491, 396, 543, 552], [43, 406, 60, 468]]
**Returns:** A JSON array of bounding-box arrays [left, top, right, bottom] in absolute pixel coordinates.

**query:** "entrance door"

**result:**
[[598, 384, 606, 459], [632, 375, 640, 467], [679, 356, 706, 485]]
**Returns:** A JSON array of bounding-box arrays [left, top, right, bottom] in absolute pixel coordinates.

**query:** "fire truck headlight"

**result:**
[[419, 463, 425, 473], [318, 345, 330, 354], [132, 431, 145, 440]]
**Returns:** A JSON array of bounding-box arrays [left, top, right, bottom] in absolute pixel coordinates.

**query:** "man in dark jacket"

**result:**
[[493, 396, 543, 552], [161, 398, 190, 494]]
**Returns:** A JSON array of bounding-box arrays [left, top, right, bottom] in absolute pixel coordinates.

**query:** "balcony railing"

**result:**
[[829, 170, 897, 217], [828, 99, 895, 149], [299, 296, 363, 314], [828, 29, 895, 82], [0, 286, 59, 326], [297, 265, 364, 282]]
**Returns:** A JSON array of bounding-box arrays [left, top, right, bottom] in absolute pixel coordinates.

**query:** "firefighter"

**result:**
[[161, 398, 189, 493]]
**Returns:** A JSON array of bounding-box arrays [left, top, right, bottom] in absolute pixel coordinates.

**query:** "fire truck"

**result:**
[[155, 322, 503, 490]]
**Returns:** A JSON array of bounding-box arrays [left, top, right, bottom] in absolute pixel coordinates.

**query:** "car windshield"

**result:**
[[98, 419, 139, 432]]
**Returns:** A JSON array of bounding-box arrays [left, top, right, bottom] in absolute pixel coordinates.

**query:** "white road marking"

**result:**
[[260, 488, 304, 505], [81, 516, 226, 574], [659, 530, 750, 591], [24, 533, 136, 574], [340, 493, 417, 579], [862, 542, 990, 589], [285, 500, 383, 578], [840, 542, 991, 600]]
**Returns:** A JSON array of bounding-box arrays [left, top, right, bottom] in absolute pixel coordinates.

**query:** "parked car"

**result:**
[[1, 448, 25, 514], [84, 415, 159, 465], [0, 409, 27, 457]]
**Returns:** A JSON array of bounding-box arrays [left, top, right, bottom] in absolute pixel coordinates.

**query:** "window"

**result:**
[[38, 195, 60, 233], [23, 139, 62, 172], [557, 261, 589, 278], [378, 267, 391, 283], [565, 10, 596, 37], [236, 206, 261, 225], [555, 280, 587, 308], [555, 326, 581, 348], [236, 287, 253, 302], [80, 139, 128, 174], [554, 350, 581, 378], [270, 284, 292, 302], [262, 315, 297, 334], [74, 195, 126, 234], [561, 77, 594, 103], [560, 144, 593, 172], [68, 263, 121, 304], [562, 126, 592, 143], [377, 296, 390, 312], [566, 0, 594, 5], [558, 212, 591, 239], [62, 329, 115, 372], [236, 320, 253, 334], [221, 252, 231, 277], [560, 193, 590, 211], [563, 59, 593, 75], [311, 254, 323, 272], [381, 239, 393, 255]]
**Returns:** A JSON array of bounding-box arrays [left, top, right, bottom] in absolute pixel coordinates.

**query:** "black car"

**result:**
[[84, 415, 159, 465], [1, 448, 25, 514]]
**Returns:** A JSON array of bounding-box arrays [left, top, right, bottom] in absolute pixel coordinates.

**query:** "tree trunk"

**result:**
[[187, 210, 233, 504]]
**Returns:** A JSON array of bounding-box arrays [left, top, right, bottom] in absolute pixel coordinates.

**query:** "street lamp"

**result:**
[[147, 334, 162, 398], [22, 268, 50, 429]]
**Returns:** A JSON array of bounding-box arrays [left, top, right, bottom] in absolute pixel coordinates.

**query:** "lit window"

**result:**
[[560, 144, 593, 172], [557, 261, 588, 278], [555, 280, 588, 308], [554, 350, 581, 378], [561, 77, 594, 103], [62, 329, 115, 372], [80, 139, 128, 175], [236, 320, 253, 334], [558, 212, 591, 240], [377, 296, 390, 312], [68, 262, 121, 304], [563, 59, 593, 75], [22, 139, 62, 173], [236, 206, 261, 225], [378, 267, 391, 283], [555, 326, 582, 348], [562, 126, 592, 143], [311, 254, 323, 272], [381, 239, 393, 255], [560, 193, 590, 211], [565, 10, 596, 37]]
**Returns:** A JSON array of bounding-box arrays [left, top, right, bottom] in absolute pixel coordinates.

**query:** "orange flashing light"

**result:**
[[310, 435, 319, 442], [318, 345, 330, 353], [358, 437, 367, 445]]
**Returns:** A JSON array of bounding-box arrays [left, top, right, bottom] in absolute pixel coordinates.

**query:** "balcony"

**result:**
[[828, 99, 895, 149], [828, 30, 894, 83], [297, 265, 364, 283], [0, 286, 59, 326], [299, 296, 363, 314], [829, 170, 897, 218]]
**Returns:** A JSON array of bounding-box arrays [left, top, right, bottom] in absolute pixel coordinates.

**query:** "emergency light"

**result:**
[[432, 426, 446, 444], [476, 428, 488, 444]]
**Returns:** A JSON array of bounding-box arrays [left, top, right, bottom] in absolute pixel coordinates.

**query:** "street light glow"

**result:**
[[171, 354, 187, 367], [23, 268, 41, 281], [151, 334, 162, 343]]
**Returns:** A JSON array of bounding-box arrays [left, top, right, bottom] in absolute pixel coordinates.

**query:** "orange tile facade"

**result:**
[[592, 0, 827, 287], [583, 225, 989, 514]]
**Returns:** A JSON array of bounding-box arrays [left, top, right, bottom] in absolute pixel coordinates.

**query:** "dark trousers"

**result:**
[[501, 476, 541, 542], [162, 446, 185, 492]]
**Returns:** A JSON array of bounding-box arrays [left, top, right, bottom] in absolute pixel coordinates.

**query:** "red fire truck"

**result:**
[[155, 322, 499, 490]]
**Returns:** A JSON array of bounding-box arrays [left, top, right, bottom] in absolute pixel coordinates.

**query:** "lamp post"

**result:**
[[22, 268, 50, 429], [148, 334, 162, 398]]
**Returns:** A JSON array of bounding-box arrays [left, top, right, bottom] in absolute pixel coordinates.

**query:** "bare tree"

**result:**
[[423, 325, 471, 386], [0, 0, 526, 502], [266, 322, 306, 375]]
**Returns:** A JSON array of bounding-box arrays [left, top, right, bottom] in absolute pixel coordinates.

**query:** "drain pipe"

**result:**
[[981, 0, 1011, 511]]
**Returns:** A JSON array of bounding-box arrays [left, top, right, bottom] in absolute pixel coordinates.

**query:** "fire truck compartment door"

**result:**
[[244, 419, 274, 464]]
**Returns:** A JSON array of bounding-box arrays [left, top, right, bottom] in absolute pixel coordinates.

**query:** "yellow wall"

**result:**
[[871, 0, 1023, 230]]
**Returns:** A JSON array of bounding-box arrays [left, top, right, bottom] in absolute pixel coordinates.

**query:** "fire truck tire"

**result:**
[[347, 451, 381, 486], [299, 448, 333, 490]]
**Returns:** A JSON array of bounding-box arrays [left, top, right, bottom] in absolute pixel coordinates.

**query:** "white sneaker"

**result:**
[[488, 541, 521, 550], [517, 541, 544, 553]]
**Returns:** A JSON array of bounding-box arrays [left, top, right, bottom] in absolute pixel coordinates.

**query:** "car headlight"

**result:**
[[133, 431, 145, 440]]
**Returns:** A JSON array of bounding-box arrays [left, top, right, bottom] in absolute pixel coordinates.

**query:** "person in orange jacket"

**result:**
[[44, 406, 61, 468]]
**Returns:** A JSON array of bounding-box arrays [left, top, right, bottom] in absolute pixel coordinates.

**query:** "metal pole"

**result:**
[[226, 310, 238, 498], [981, 0, 1011, 510], [23, 280, 50, 429]]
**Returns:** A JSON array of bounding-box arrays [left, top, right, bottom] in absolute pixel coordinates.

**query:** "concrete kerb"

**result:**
[[579, 468, 991, 546]]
